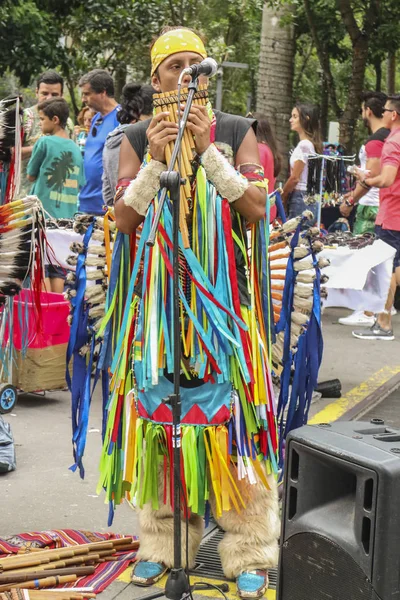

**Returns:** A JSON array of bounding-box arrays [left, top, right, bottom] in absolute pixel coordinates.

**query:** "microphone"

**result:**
[[181, 58, 218, 79]]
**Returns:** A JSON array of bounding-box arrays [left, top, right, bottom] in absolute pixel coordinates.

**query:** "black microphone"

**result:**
[[181, 58, 218, 79]]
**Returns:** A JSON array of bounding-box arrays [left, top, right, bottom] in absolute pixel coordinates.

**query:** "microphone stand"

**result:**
[[144, 77, 228, 600]]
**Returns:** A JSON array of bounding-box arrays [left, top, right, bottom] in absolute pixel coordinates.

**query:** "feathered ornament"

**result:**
[[0, 96, 23, 204], [0, 196, 51, 380]]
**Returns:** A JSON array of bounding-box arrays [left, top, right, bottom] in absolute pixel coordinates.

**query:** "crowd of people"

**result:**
[[16, 24, 400, 599], [22, 67, 400, 341]]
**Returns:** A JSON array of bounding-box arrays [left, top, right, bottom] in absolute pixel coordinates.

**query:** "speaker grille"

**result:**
[[280, 532, 376, 600]]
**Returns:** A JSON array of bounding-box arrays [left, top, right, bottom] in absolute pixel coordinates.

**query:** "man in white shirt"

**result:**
[[338, 91, 390, 327]]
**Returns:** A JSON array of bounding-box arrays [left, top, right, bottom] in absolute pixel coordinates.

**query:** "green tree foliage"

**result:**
[[0, 0, 263, 117], [1, 0, 399, 143], [0, 0, 66, 86]]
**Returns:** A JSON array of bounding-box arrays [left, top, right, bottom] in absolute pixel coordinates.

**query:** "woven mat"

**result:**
[[0, 529, 138, 593]]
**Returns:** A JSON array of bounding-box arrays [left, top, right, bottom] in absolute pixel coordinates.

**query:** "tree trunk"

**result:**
[[320, 73, 329, 141], [339, 39, 369, 152], [387, 52, 396, 94], [62, 62, 79, 121], [256, 2, 296, 181], [303, 0, 342, 120], [336, 0, 378, 153], [114, 65, 127, 102], [374, 58, 382, 91]]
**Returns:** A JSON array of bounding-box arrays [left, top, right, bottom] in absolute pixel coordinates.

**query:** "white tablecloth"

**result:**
[[46, 229, 82, 270], [321, 239, 395, 312]]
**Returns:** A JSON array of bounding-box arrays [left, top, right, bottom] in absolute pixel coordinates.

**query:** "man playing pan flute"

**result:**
[[106, 26, 279, 599]]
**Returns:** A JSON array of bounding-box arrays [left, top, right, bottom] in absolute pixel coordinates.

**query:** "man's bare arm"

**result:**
[[114, 136, 145, 234], [365, 164, 398, 189], [350, 157, 382, 202], [232, 128, 266, 223]]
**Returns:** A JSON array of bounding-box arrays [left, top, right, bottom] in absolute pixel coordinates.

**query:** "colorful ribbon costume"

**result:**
[[97, 113, 279, 523]]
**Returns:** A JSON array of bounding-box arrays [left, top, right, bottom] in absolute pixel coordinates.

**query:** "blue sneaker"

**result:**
[[131, 561, 168, 586], [236, 570, 269, 599]]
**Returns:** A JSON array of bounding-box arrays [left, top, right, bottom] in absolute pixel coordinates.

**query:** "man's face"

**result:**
[[382, 103, 397, 129], [151, 51, 208, 93], [39, 110, 57, 134], [80, 83, 104, 112], [36, 82, 63, 103], [361, 103, 370, 128]]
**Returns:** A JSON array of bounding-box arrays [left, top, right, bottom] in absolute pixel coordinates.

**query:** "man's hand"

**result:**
[[339, 193, 354, 217], [182, 104, 211, 155], [147, 111, 178, 163], [351, 166, 371, 182], [339, 201, 353, 217]]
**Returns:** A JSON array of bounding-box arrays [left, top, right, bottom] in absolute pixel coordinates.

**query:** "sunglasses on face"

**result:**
[[383, 108, 400, 116], [91, 117, 103, 137]]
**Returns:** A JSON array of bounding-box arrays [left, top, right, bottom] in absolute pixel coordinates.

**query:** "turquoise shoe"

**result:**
[[131, 561, 168, 586], [236, 569, 269, 599]]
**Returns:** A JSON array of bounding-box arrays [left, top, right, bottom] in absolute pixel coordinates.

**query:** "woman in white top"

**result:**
[[282, 103, 322, 220]]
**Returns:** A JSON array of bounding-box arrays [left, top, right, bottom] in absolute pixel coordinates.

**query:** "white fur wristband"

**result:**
[[200, 144, 249, 203], [123, 159, 165, 215]]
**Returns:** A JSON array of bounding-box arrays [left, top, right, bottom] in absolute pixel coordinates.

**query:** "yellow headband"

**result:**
[[151, 29, 207, 75]]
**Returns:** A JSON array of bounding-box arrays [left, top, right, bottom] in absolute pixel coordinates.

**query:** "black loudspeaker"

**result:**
[[277, 420, 400, 600]]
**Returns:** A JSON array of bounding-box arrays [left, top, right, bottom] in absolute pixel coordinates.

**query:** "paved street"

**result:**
[[1, 307, 400, 599], [3, 307, 400, 536]]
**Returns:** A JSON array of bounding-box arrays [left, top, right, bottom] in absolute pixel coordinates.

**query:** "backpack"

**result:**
[[0, 416, 16, 473]]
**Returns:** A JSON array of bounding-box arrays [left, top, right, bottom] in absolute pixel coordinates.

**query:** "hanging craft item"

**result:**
[[267, 199, 328, 462], [0, 196, 47, 297], [0, 196, 50, 386], [0, 96, 23, 205], [305, 143, 356, 207], [65, 211, 116, 478]]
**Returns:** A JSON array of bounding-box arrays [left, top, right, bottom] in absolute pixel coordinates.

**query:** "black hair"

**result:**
[[295, 103, 322, 153], [36, 70, 64, 93], [37, 98, 69, 128], [252, 112, 282, 178], [117, 83, 155, 125], [78, 69, 115, 97], [387, 94, 400, 116], [360, 91, 388, 118]]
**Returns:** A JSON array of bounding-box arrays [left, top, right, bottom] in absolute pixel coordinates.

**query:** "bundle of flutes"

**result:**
[[1, 590, 96, 600], [152, 84, 209, 248], [0, 537, 138, 594]]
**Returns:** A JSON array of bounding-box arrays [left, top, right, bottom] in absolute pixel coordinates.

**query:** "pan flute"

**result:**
[[152, 84, 209, 248]]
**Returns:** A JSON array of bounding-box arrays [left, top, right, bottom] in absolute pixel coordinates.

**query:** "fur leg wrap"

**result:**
[[210, 467, 280, 579], [123, 159, 165, 215], [136, 465, 203, 568], [137, 502, 204, 568], [200, 144, 249, 203]]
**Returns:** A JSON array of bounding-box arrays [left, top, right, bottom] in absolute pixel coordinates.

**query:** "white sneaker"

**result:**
[[391, 307, 397, 316], [338, 311, 375, 327]]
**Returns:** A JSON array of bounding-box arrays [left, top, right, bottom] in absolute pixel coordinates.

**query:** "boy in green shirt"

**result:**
[[27, 98, 84, 220], [28, 98, 84, 292]]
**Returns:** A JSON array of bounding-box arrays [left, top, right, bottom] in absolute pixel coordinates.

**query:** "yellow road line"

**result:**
[[118, 569, 276, 599], [309, 365, 400, 425]]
